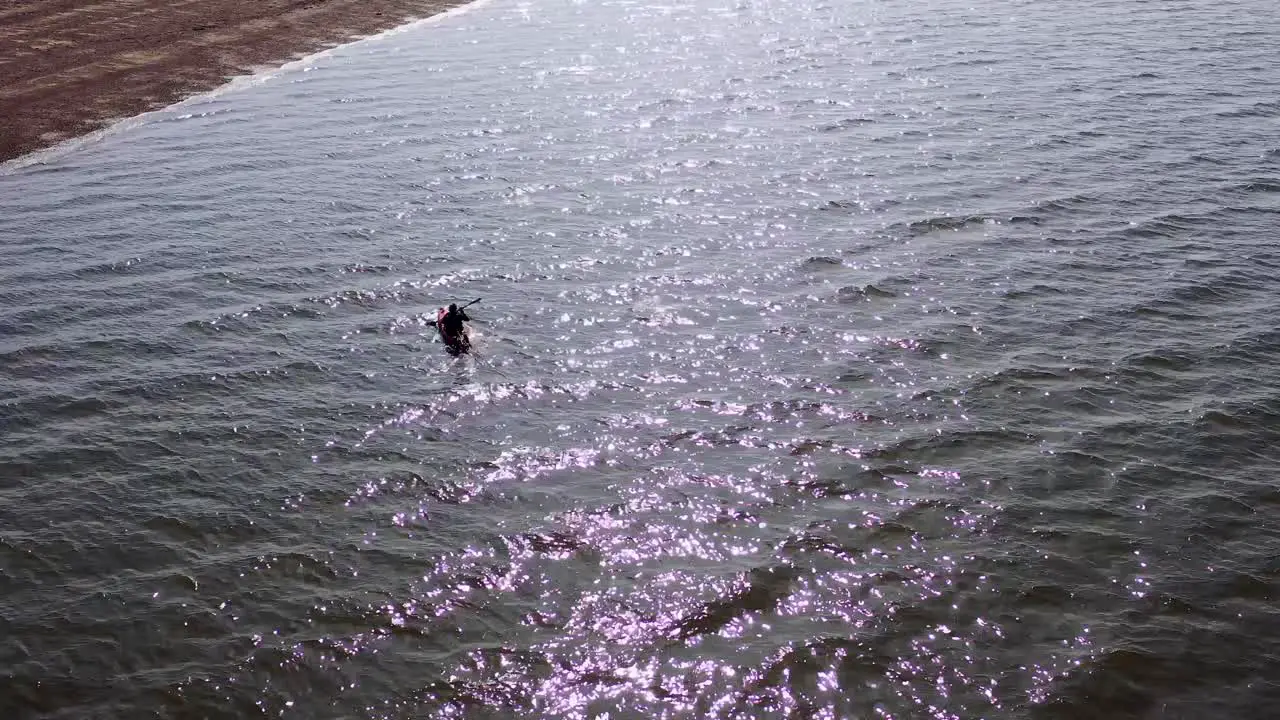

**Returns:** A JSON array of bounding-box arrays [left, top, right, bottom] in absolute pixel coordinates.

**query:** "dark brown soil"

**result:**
[[0, 0, 467, 161]]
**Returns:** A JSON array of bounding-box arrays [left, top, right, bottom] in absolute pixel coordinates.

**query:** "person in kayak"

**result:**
[[437, 302, 473, 354], [441, 303, 470, 336]]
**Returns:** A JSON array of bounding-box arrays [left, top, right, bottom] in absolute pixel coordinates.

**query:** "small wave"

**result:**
[[1180, 491, 1255, 518], [340, 263, 395, 274], [1014, 582, 1074, 607], [1229, 180, 1280, 194], [1041, 648, 1165, 713], [512, 530, 584, 556], [818, 199, 864, 212], [1216, 571, 1275, 602], [1122, 349, 1199, 373], [668, 564, 795, 641], [1001, 283, 1066, 300], [1127, 299, 1212, 322], [1215, 100, 1280, 119], [1167, 281, 1238, 303], [1195, 405, 1274, 432], [0, 342, 83, 367], [184, 300, 329, 333], [966, 366, 1073, 395], [817, 117, 875, 132], [951, 56, 1001, 67], [1217, 326, 1280, 365], [836, 284, 896, 302], [865, 333, 942, 355], [1, 338, 180, 381], [865, 427, 1039, 464], [1033, 193, 1100, 214], [69, 257, 145, 278], [1119, 212, 1208, 239], [902, 214, 995, 235], [247, 550, 340, 585], [802, 256, 843, 269]]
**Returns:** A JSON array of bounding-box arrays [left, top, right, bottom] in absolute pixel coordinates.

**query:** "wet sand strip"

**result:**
[[0, 0, 469, 162]]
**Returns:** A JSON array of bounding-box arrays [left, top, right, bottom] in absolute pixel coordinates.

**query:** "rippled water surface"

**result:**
[[4, 0, 1280, 717]]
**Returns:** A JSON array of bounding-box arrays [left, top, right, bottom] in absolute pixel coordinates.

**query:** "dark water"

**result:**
[[3, 0, 1280, 716]]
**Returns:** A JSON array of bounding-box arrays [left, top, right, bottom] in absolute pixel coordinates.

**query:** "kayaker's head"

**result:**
[[449, 303, 458, 313]]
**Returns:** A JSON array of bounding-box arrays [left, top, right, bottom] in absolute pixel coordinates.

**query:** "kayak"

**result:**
[[436, 307, 471, 355]]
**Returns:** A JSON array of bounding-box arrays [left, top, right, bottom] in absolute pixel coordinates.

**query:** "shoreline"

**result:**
[[0, 0, 472, 163]]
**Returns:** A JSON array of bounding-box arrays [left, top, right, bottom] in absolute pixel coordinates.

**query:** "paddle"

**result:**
[[427, 298, 481, 326]]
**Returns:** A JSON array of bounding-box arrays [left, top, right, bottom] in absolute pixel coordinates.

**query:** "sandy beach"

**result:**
[[0, 0, 468, 162]]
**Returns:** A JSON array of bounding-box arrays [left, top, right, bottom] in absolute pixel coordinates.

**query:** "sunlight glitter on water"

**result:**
[[4, 0, 1280, 716]]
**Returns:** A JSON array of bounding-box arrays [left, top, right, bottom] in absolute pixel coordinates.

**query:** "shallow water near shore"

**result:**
[[3, 0, 1280, 717]]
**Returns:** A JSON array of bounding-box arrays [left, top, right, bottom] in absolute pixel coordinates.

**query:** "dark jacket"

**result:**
[[441, 308, 470, 336]]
